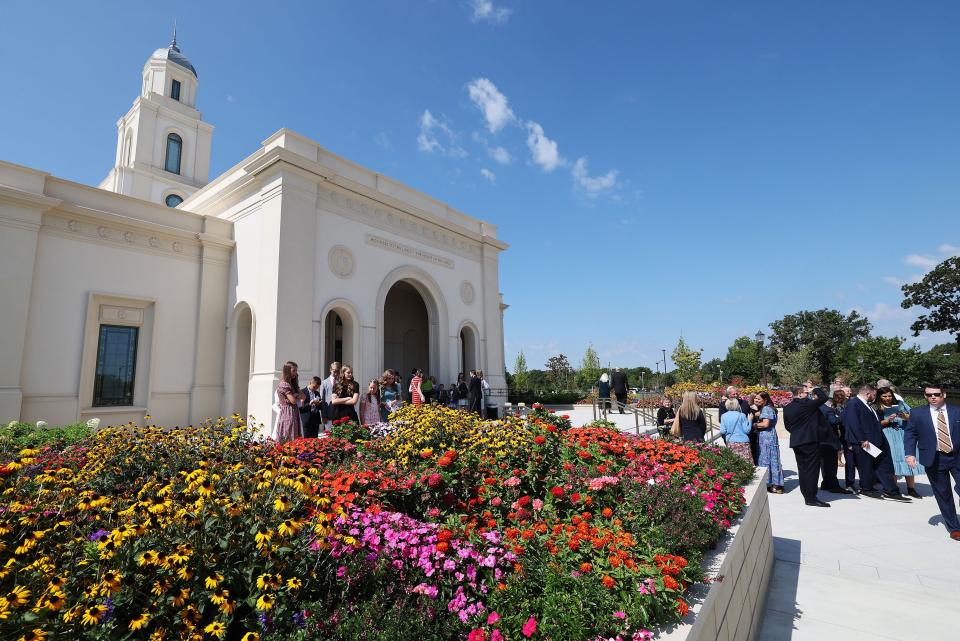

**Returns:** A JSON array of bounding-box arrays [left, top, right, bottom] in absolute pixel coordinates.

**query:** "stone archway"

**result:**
[[225, 303, 254, 418], [320, 300, 359, 378], [459, 323, 479, 375], [384, 281, 429, 380]]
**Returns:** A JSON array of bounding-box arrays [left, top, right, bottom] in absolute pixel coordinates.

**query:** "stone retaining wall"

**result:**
[[658, 469, 773, 641]]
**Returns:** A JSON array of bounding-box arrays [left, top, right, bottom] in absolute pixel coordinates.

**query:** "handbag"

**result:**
[[670, 415, 681, 437]]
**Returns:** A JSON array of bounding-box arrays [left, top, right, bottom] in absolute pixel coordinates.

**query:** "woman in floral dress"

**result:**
[[754, 392, 784, 493], [379, 370, 401, 421], [359, 379, 382, 426], [274, 361, 304, 443]]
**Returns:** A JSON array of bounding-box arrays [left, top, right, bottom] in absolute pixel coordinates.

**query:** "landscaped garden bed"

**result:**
[[0, 404, 753, 640]]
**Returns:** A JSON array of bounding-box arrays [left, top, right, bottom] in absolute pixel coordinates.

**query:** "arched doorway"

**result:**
[[383, 281, 429, 380], [229, 304, 253, 418], [323, 308, 355, 372], [460, 325, 478, 375]]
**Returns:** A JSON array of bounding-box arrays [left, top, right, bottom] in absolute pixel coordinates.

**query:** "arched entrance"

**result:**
[[383, 281, 429, 380], [460, 324, 478, 375], [322, 307, 355, 372], [228, 304, 253, 418]]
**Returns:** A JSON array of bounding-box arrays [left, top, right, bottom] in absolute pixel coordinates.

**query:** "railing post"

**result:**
[[592, 398, 597, 421]]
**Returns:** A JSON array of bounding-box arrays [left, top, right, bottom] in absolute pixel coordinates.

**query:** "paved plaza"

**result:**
[[558, 406, 959, 641]]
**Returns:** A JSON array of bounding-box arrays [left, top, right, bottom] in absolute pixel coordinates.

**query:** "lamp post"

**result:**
[[655, 362, 660, 391], [755, 329, 767, 388], [662, 348, 668, 385]]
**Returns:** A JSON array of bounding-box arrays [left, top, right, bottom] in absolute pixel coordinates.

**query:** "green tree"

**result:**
[[671, 337, 703, 383], [768, 309, 871, 383], [916, 343, 960, 388], [700, 358, 724, 383], [901, 256, 960, 347], [852, 336, 922, 387], [511, 350, 530, 391], [723, 336, 765, 384], [576, 343, 603, 389], [545, 354, 575, 390], [771, 346, 817, 385]]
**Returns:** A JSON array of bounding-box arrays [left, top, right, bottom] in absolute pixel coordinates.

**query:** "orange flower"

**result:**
[[601, 575, 616, 589]]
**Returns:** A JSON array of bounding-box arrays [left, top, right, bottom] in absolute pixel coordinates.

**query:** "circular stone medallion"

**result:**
[[460, 281, 475, 305], [328, 245, 356, 279]]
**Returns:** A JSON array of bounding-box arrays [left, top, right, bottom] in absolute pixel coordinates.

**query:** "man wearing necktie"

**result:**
[[904, 383, 960, 541]]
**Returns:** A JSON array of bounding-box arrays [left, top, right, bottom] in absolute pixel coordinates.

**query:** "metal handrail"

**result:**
[[592, 397, 727, 445]]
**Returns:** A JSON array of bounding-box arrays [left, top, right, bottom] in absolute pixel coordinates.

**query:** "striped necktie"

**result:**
[[937, 409, 953, 454]]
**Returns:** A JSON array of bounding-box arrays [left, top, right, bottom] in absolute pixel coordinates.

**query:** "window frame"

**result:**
[[165, 193, 184, 208], [171, 79, 181, 101], [92, 325, 139, 407], [164, 133, 183, 175]]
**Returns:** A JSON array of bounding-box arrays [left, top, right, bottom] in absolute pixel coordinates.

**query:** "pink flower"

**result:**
[[468, 629, 486, 641], [613, 611, 626, 619], [522, 616, 537, 637], [487, 612, 500, 625], [491, 631, 504, 641]]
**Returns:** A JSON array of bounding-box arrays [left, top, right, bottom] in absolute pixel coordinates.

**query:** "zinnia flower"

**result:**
[[522, 616, 537, 637]]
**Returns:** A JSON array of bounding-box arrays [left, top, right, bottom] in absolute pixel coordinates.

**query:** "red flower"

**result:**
[[601, 575, 616, 588], [550, 486, 564, 498], [676, 598, 689, 617], [533, 435, 546, 445], [427, 473, 443, 488]]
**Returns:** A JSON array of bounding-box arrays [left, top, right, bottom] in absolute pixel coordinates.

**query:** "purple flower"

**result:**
[[88, 529, 110, 542]]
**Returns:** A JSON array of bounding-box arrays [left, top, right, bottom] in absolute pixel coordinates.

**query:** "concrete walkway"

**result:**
[[555, 408, 960, 640], [758, 440, 960, 641]]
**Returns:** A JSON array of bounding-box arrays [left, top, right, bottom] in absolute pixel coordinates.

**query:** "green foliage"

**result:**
[[916, 343, 960, 388], [851, 336, 922, 386], [901, 256, 960, 346], [0, 421, 91, 458], [670, 337, 702, 383], [507, 390, 583, 405], [768, 309, 871, 383], [545, 353, 575, 390], [771, 346, 817, 385], [329, 419, 371, 443], [723, 336, 770, 384], [576, 343, 603, 390], [511, 350, 530, 391]]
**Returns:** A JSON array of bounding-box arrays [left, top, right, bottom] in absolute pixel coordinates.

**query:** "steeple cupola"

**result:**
[[100, 29, 214, 207]]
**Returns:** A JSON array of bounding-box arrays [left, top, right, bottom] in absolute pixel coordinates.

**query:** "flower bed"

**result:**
[[0, 406, 753, 641]]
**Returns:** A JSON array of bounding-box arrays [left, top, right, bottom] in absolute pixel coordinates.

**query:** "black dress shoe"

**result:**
[[907, 488, 922, 499], [804, 500, 831, 507], [859, 490, 884, 499], [826, 488, 854, 494], [883, 492, 911, 502]]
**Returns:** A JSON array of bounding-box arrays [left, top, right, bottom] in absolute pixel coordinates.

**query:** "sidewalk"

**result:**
[[758, 439, 959, 640]]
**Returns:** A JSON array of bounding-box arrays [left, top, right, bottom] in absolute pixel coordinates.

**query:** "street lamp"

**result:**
[[655, 362, 660, 391], [662, 348, 668, 385], [755, 329, 767, 388]]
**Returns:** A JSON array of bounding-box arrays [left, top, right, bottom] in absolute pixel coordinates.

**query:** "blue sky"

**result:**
[[2, 1, 958, 371]]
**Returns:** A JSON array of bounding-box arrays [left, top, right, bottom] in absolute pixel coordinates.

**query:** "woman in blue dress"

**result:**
[[754, 392, 784, 493], [875, 386, 923, 498]]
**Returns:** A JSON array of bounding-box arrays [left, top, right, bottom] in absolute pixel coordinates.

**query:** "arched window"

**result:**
[[165, 194, 184, 208], [164, 133, 182, 175]]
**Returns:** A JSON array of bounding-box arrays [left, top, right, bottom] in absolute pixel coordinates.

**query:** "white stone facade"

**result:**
[[0, 40, 507, 430]]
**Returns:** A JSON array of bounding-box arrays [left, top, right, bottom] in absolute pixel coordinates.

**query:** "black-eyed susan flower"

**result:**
[[240, 633, 260, 641], [209, 588, 229, 605], [5, 586, 31, 608], [16, 629, 47, 641], [273, 495, 292, 511], [128, 612, 150, 631], [80, 604, 107, 626], [204, 573, 223, 589], [286, 577, 302, 590], [138, 550, 159, 566], [203, 621, 227, 638], [255, 593, 274, 611], [171, 587, 190, 606]]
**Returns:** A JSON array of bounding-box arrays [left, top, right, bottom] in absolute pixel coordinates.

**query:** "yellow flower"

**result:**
[[100, 570, 122, 593], [198, 478, 215, 497], [273, 495, 292, 511], [255, 593, 275, 611], [286, 577, 303, 590], [129, 612, 150, 630], [138, 550, 159, 566], [16, 629, 47, 641], [81, 604, 107, 626], [209, 588, 229, 605], [278, 519, 301, 537], [204, 573, 224, 589], [5, 586, 31, 608], [171, 587, 190, 606], [204, 621, 227, 638], [241, 634, 261, 641]]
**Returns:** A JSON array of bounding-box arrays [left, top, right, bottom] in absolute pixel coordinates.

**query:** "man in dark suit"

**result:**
[[467, 370, 482, 414], [904, 383, 960, 540], [299, 376, 324, 438], [783, 382, 832, 507], [719, 386, 757, 461], [611, 368, 629, 413], [842, 383, 910, 501]]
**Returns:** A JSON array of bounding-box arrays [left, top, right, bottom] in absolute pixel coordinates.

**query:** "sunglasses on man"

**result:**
[[925, 392, 944, 398]]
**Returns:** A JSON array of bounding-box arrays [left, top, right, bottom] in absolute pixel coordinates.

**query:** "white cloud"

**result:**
[[939, 243, 960, 255], [525, 121, 564, 172], [467, 78, 515, 133], [488, 145, 512, 164], [904, 254, 938, 270], [571, 157, 619, 195], [373, 132, 392, 150], [417, 110, 466, 158], [470, 0, 513, 24], [856, 302, 911, 322], [480, 168, 496, 183], [225, 94, 235, 103], [882, 276, 903, 287]]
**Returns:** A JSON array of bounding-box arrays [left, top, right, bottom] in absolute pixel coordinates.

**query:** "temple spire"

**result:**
[[171, 21, 178, 49]]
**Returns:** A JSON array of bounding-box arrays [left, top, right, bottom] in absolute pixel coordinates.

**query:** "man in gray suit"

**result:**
[[318, 361, 340, 433]]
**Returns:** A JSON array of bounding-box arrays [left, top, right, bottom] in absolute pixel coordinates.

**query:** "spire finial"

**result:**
[[171, 20, 178, 48]]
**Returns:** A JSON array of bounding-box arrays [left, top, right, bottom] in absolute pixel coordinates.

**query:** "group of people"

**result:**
[[597, 368, 631, 413], [656, 380, 960, 540], [273, 361, 498, 443]]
